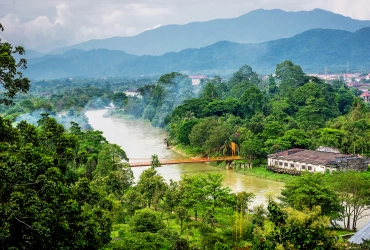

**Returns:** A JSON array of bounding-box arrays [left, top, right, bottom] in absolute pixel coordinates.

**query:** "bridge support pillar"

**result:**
[[226, 161, 233, 170]]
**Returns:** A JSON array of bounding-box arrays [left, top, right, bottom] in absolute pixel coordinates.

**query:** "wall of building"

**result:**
[[268, 157, 331, 173], [268, 156, 368, 173]]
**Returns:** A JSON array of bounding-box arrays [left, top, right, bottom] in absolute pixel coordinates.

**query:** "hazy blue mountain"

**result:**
[[25, 49, 137, 79], [27, 49, 86, 64], [24, 28, 370, 79], [34, 39, 68, 53], [13, 49, 43, 62], [24, 50, 44, 59], [47, 8, 370, 56]]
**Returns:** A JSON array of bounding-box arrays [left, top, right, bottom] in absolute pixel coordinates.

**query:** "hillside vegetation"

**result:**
[[25, 28, 370, 79]]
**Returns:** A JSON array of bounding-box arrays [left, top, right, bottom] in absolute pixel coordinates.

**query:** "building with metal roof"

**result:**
[[267, 148, 369, 173], [348, 221, 370, 244], [361, 91, 370, 103]]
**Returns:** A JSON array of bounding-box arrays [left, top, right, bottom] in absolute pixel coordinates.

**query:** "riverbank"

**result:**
[[107, 111, 292, 183], [104, 109, 136, 120], [170, 145, 194, 158], [172, 145, 294, 183], [235, 167, 297, 182], [207, 161, 295, 183]]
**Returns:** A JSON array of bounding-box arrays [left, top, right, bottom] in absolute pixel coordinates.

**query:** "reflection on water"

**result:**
[[86, 109, 284, 207]]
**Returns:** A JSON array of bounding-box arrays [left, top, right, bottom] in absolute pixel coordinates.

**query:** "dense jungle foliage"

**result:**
[[2, 23, 370, 249], [110, 62, 370, 167], [2, 115, 370, 249]]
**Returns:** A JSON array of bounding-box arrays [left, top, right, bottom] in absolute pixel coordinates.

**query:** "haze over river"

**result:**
[[85, 109, 284, 207]]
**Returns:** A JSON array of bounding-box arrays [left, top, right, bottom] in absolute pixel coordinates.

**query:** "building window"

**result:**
[[284, 163, 288, 167], [279, 161, 283, 166], [290, 163, 294, 168], [308, 166, 312, 171], [302, 165, 306, 169]]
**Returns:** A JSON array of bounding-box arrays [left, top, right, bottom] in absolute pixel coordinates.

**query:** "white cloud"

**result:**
[[0, 2, 171, 52], [55, 3, 75, 26], [301, 0, 369, 20], [145, 24, 162, 31], [0, 4, 76, 51], [0, 0, 369, 52]]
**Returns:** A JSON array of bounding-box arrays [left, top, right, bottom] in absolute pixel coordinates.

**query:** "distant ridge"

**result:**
[[26, 49, 137, 79], [24, 28, 370, 79], [46, 8, 370, 56]]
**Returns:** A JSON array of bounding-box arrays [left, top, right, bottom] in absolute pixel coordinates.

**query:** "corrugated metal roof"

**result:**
[[268, 149, 351, 165], [348, 221, 370, 244]]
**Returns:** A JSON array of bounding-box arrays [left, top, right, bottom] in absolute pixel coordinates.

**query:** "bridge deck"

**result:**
[[128, 156, 242, 167]]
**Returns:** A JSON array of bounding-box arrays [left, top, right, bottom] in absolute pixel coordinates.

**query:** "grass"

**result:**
[[210, 161, 297, 183], [171, 144, 203, 158], [236, 167, 297, 182], [110, 213, 205, 247], [333, 229, 355, 242], [171, 145, 297, 183]]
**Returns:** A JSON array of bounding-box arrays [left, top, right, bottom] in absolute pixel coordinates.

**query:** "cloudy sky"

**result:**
[[0, 0, 369, 52]]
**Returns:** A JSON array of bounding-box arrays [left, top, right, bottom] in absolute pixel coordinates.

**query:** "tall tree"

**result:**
[[136, 167, 166, 208], [112, 92, 128, 109], [280, 173, 343, 221], [0, 117, 112, 249], [228, 65, 260, 89], [201, 82, 219, 100], [94, 143, 129, 176], [0, 23, 30, 105], [331, 171, 370, 230], [268, 75, 278, 97], [253, 199, 336, 249], [240, 85, 266, 118], [180, 174, 207, 221], [275, 60, 306, 95], [163, 179, 181, 215], [199, 173, 234, 214]]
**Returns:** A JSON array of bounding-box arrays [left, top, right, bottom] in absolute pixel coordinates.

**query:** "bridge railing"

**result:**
[[128, 156, 242, 167]]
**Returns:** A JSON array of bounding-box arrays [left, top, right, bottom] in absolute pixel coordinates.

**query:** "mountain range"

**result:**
[[24, 27, 370, 79], [45, 8, 370, 56]]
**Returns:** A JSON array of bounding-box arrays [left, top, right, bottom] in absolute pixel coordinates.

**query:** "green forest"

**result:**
[[2, 23, 370, 249], [113, 62, 370, 166]]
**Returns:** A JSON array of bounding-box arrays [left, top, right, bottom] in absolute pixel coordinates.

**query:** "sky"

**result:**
[[0, 0, 369, 52]]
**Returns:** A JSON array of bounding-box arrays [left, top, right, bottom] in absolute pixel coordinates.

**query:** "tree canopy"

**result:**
[[0, 23, 30, 105]]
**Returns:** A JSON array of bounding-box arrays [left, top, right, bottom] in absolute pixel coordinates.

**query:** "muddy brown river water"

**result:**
[[86, 109, 370, 228], [85, 109, 284, 208]]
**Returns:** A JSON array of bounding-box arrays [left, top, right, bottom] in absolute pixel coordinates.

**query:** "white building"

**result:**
[[189, 75, 207, 86], [267, 148, 368, 173]]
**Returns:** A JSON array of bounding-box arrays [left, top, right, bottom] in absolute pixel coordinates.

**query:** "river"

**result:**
[[85, 109, 370, 229], [85, 109, 284, 207]]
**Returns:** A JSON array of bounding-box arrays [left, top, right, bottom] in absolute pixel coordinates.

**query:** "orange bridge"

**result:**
[[128, 156, 242, 167]]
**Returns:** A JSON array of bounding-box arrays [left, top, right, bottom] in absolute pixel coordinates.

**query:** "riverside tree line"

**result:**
[[2, 23, 370, 249], [2, 112, 370, 249]]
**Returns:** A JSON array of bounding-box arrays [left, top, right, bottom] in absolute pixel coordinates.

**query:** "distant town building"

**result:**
[[267, 147, 369, 173], [361, 91, 370, 103], [189, 75, 207, 86], [358, 86, 368, 92]]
